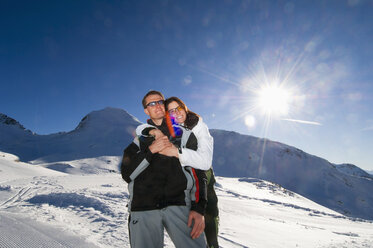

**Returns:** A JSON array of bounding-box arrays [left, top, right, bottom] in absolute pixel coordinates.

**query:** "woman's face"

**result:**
[[167, 101, 187, 124]]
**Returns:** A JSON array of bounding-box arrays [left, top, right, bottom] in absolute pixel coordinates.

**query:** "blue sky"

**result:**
[[1, 0, 373, 170]]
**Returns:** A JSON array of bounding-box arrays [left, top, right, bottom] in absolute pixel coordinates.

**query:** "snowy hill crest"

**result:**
[[336, 163, 373, 180], [74, 107, 140, 131]]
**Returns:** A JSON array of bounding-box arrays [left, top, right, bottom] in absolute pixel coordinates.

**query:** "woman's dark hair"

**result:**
[[165, 97, 199, 129]]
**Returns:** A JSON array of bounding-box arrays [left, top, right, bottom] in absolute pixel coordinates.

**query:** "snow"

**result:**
[[1, 151, 373, 247], [0, 213, 98, 248], [0, 152, 64, 181]]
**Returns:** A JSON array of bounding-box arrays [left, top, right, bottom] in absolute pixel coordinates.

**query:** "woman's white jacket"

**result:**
[[135, 117, 213, 170]]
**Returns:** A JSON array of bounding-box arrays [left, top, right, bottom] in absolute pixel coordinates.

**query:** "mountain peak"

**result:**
[[74, 107, 141, 131], [336, 163, 373, 179], [0, 113, 26, 130]]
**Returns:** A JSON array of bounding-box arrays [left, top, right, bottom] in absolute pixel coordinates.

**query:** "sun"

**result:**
[[256, 84, 292, 117]]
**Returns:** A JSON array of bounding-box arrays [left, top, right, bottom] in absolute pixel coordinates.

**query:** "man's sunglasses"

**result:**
[[146, 100, 164, 107], [168, 106, 183, 115]]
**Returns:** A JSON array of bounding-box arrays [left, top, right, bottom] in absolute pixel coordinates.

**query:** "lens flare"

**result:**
[[256, 85, 291, 116], [244, 115, 256, 129]]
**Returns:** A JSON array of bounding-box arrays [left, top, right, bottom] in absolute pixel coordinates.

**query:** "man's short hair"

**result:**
[[142, 90, 165, 108]]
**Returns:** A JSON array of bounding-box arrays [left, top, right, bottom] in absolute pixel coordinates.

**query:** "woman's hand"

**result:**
[[148, 136, 172, 154], [159, 144, 179, 158], [149, 129, 165, 139]]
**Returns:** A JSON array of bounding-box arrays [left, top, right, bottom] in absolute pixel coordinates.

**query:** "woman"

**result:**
[[164, 96, 219, 248]]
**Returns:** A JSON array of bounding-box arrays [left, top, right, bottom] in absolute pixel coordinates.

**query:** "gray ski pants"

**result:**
[[128, 205, 207, 248]]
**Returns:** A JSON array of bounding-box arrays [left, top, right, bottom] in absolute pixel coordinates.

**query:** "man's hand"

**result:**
[[187, 210, 205, 239], [159, 145, 179, 158], [148, 136, 172, 153], [149, 129, 165, 139]]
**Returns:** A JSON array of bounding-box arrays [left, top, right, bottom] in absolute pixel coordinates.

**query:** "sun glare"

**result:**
[[256, 85, 291, 116]]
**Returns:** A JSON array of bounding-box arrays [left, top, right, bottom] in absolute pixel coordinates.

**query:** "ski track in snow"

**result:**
[[219, 186, 360, 222], [0, 212, 99, 248], [0, 175, 129, 247], [219, 234, 250, 248]]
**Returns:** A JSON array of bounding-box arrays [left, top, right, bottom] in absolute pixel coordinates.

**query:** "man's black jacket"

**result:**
[[121, 119, 207, 215]]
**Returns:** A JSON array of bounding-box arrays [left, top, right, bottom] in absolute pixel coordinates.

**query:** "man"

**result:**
[[137, 96, 219, 248], [121, 90, 207, 248]]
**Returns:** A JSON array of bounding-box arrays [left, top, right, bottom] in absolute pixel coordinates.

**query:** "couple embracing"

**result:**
[[121, 90, 219, 248]]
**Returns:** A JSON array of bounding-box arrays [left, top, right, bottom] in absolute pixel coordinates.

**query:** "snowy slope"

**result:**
[[0, 213, 99, 248], [1, 108, 373, 221], [210, 129, 373, 221], [1, 152, 373, 247]]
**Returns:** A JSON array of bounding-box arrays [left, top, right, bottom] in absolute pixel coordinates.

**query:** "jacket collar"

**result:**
[[147, 118, 169, 136]]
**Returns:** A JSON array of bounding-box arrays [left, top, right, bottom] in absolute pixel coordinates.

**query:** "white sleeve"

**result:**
[[135, 123, 154, 137], [179, 118, 213, 170]]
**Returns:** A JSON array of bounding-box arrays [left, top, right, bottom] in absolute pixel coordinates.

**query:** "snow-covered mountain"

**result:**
[[336, 163, 373, 180], [210, 130, 373, 220], [1, 107, 373, 222], [1, 151, 372, 247], [0, 107, 140, 163]]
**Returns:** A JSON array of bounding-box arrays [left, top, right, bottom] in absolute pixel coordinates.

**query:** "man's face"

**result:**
[[144, 94, 165, 120]]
